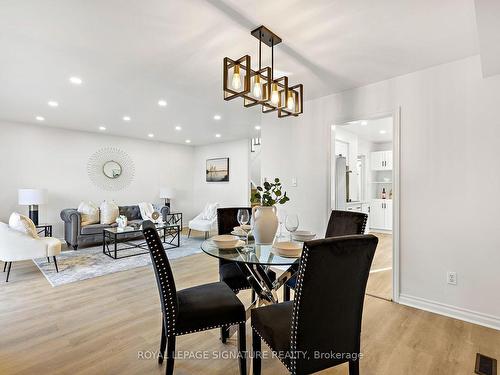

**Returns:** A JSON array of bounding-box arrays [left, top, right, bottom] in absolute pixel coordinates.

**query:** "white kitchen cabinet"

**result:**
[[369, 199, 392, 231], [370, 151, 392, 171]]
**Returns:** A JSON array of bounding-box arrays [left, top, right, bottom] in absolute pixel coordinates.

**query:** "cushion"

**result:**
[[80, 223, 114, 235], [138, 202, 156, 221], [175, 282, 245, 335], [77, 201, 100, 226], [8, 212, 38, 238], [100, 201, 119, 225], [251, 301, 293, 357], [201, 203, 218, 220]]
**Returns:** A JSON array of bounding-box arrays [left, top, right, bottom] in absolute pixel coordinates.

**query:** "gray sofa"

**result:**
[[60, 205, 170, 250]]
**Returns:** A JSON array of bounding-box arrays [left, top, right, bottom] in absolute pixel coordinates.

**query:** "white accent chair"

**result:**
[[0, 222, 61, 282], [188, 203, 219, 239]]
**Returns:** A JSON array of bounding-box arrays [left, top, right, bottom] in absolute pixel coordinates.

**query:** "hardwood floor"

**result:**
[[1, 240, 499, 374], [366, 232, 392, 301]]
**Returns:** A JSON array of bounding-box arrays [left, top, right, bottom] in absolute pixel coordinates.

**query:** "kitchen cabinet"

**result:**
[[370, 199, 392, 231], [370, 150, 392, 171]]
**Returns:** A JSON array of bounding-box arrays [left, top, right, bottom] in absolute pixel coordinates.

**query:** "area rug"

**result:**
[[33, 235, 203, 287]]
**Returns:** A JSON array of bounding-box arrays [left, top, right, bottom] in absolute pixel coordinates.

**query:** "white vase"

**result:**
[[251, 206, 278, 245]]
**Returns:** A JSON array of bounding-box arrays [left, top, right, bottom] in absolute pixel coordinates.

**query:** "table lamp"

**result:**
[[159, 187, 175, 209], [18, 188, 47, 225]]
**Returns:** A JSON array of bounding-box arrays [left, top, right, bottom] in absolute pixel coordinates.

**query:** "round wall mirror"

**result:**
[[102, 160, 122, 179]]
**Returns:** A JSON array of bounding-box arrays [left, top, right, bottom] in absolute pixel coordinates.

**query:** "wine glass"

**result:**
[[237, 209, 250, 246], [277, 208, 287, 239], [285, 214, 299, 242]]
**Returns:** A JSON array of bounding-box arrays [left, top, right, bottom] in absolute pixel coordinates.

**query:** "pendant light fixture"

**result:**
[[223, 25, 303, 118]]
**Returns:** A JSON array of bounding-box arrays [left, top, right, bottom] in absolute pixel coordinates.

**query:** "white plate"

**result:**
[[292, 230, 316, 242], [212, 235, 240, 248], [216, 239, 245, 249], [272, 241, 303, 258]]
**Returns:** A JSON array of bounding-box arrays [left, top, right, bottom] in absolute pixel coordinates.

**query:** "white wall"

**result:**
[[0, 121, 195, 238], [192, 139, 250, 213], [262, 55, 500, 329]]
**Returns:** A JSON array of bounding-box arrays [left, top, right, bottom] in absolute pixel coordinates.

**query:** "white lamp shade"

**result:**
[[18, 189, 48, 205], [160, 187, 175, 199]]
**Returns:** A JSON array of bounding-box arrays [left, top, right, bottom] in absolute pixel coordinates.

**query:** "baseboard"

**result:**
[[399, 294, 500, 331]]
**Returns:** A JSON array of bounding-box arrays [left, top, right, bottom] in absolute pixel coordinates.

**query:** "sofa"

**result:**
[[61, 205, 170, 250]]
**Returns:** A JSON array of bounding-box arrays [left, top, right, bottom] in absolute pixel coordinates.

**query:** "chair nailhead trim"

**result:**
[[289, 244, 310, 375], [177, 321, 245, 336], [251, 326, 293, 372]]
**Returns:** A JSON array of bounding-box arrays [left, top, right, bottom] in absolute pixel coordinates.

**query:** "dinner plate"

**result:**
[[212, 235, 240, 249], [272, 241, 303, 258], [292, 230, 316, 242], [216, 239, 245, 249]]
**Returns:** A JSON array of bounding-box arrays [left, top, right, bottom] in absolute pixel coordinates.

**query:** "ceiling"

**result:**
[[0, 0, 479, 145], [338, 116, 393, 143]]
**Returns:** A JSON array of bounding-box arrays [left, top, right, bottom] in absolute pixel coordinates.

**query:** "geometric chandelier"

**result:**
[[223, 25, 303, 118]]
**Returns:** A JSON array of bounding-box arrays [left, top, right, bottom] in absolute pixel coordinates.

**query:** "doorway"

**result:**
[[330, 115, 396, 301]]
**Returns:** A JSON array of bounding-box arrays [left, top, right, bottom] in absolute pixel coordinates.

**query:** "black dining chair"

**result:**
[[252, 234, 378, 375], [216, 207, 277, 342], [142, 220, 247, 375], [282, 209, 368, 301]]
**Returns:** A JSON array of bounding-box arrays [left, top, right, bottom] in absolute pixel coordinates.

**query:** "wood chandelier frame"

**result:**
[[223, 25, 303, 118]]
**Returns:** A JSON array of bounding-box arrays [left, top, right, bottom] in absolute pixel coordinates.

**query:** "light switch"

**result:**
[[291, 177, 297, 187]]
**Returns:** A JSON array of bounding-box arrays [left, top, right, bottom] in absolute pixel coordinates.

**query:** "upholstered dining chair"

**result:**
[[216, 207, 277, 342], [282, 209, 368, 301], [252, 235, 378, 375], [142, 220, 247, 375]]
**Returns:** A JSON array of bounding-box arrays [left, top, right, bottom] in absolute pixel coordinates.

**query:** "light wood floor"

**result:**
[[1, 237, 499, 374], [366, 232, 392, 301]]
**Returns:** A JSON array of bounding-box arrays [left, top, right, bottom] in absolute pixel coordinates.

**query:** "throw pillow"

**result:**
[[138, 202, 155, 221], [8, 212, 39, 238], [100, 201, 119, 225], [201, 202, 218, 220], [77, 201, 100, 226]]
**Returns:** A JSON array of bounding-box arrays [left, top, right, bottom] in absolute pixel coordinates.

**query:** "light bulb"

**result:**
[[271, 83, 279, 105], [287, 92, 295, 111], [231, 65, 241, 90], [253, 75, 262, 98]]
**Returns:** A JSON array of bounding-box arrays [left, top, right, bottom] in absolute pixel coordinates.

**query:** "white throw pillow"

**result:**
[[138, 202, 155, 220], [8, 212, 38, 238], [77, 201, 100, 226], [201, 203, 218, 220], [100, 201, 119, 225]]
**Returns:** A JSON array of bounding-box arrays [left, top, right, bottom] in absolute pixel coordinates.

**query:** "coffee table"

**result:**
[[102, 223, 180, 259]]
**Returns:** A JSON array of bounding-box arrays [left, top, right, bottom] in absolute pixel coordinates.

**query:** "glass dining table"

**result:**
[[201, 238, 300, 305]]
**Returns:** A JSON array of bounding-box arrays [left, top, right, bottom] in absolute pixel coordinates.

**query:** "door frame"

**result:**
[[327, 107, 401, 303]]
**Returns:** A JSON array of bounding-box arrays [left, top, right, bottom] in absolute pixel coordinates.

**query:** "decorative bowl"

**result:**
[[212, 235, 241, 249], [292, 230, 316, 242], [273, 241, 303, 258]]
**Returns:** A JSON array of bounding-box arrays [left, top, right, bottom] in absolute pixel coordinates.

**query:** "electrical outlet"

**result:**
[[447, 272, 457, 285]]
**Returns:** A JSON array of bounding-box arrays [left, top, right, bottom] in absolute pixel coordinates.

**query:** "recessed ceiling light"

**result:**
[[99, 126, 106, 131], [148, 133, 154, 138], [35, 116, 45, 121], [215, 134, 221, 138], [331, 125, 336, 130], [123, 116, 131, 122], [213, 114, 221, 120], [175, 125, 182, 131], [360, 121, 368, 126], [185, 139, 191, 144], [158, 99, 167, 107], [69, 76, 82, 85], [255, 125, 261, 130], [48, 100, 59, 107], [379, 130, 387, 134]]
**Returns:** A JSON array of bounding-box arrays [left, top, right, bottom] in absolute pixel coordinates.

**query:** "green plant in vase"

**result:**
[[251, 178, 290, 206], [250, 178, 290, 244]]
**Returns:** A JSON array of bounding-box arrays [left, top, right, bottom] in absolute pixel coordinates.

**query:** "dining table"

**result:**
[[201, 237, 301, 306]]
